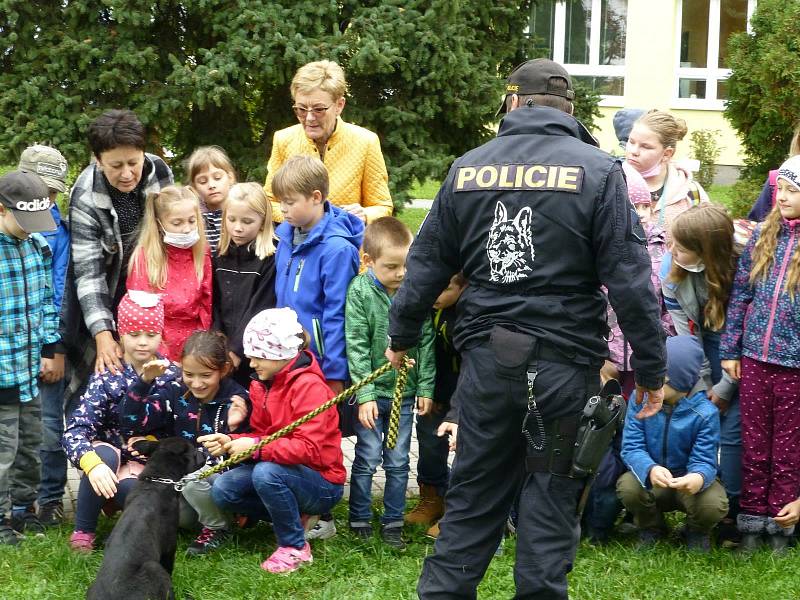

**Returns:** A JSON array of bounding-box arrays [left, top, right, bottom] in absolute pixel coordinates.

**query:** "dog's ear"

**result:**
[[132, 439, 160, 457]]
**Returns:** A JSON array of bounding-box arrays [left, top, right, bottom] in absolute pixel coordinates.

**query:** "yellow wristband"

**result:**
[[79, 451, 104, 474]]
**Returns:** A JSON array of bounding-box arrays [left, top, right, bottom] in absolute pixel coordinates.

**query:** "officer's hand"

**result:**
[[721, 359, 741, 381], [358, 401, 379, 430], [437, 421, 458, 452], [648, 465, 673, 488], [669, 473, 704, 495], [635, 385, 664, 420], [385, 348, 414, 371]]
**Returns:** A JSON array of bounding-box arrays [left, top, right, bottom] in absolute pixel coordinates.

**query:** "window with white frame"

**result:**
[[527, 0, 628, 105], [674, 0, 756, 109]]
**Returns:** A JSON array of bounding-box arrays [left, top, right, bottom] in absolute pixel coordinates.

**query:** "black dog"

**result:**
[[87, 437, 206, 600]]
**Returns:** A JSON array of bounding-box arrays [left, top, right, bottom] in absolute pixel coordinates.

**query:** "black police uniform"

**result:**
[[388, 105, 666, 599]]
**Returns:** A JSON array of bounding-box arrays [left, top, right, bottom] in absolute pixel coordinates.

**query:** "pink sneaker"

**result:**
[[261, 542, 313, 574], [70, 530, 95, 553]]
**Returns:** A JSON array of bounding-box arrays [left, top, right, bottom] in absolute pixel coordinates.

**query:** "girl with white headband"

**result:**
[[198, 307, 345, 574]]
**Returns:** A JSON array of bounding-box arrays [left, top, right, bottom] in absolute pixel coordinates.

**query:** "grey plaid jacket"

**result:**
[[62, 154, 173, 406]]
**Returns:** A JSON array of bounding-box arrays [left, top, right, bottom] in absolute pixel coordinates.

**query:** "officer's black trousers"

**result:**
[[417, 343, 599, 600]]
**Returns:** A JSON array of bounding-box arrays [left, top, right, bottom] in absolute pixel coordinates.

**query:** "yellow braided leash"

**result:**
[[386, 354, 410, 448], [183, 356, 411, 485]]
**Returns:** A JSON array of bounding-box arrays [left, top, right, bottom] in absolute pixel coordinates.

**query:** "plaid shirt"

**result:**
[[0, 232, 59, 402]]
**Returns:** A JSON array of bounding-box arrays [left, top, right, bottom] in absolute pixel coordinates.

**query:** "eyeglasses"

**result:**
[[292, 104, 331, 119]]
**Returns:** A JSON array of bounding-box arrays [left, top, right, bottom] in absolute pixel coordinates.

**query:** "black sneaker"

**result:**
[[381, 526, 406, 550], [37, 501, 64, 528], [0, 519, 21, 546], [11, 507, 45, 536], [186, 527, 231, 556], [636, 528, 663, 549], [349, 524, 373, 540], [685, 530, 712, 553]]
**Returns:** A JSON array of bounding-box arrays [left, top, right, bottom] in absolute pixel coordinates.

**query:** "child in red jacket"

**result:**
[[199, 307, 344, 574]]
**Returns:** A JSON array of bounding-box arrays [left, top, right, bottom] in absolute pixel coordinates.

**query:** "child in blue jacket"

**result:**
[[617, 335, 728, 552], [18, 145, 72, 528], [272, 155, 364, 395]]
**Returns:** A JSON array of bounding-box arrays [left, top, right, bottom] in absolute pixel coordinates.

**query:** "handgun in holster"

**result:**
[[570, 378, 627, 479], [571, 379, 626, 516]]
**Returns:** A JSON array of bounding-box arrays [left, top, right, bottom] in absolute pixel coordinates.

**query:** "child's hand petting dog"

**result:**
[[141, 358, 170, 383], [197, 433, 232, 457], [88, 463, 119, 499], [228, 396, 248, 430]]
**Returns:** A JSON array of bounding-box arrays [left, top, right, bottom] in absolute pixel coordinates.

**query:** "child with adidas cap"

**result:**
[[0, 169, 60, 545]]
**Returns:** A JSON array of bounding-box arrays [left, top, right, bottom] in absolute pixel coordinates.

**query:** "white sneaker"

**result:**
[[305, 518, 337, 540]]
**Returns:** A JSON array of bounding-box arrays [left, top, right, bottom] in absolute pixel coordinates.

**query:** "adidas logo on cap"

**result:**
[[15, 197, 51, 212]]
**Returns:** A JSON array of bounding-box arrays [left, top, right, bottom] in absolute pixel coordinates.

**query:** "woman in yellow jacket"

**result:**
[[264, 60, 393, 224]]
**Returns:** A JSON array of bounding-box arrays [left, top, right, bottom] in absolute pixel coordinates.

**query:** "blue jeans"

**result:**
[[349, 397, 413, 528], [703, 330, 742, 503], [211, 462, 343, 549], [38, 378, 67, 505], [415, 409, 449, 494]]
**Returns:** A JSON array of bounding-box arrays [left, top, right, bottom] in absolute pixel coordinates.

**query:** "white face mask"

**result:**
[[163, 228, 200, 249], [675, 258, 705, 273]]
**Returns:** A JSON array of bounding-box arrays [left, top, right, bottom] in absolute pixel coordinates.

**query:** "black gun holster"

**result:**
[[524, 379, 626, 479]]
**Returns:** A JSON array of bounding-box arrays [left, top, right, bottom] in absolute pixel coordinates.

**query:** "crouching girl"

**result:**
[[200, 308, 345, 574]]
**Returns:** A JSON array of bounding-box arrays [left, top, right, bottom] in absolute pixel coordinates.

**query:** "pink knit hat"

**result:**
[[622, 161, 651, 206], [117, 290, 164, 335]]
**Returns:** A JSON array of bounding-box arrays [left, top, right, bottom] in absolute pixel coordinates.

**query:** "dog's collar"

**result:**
[[141, 475, 194, 492]]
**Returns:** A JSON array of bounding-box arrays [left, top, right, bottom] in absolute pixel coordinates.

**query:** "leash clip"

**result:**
[[172, 472, 200, 492]]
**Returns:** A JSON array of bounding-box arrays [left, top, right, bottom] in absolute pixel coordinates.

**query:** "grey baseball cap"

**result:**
[[0, 170, 56, 233], [18, 145, 68, 193]]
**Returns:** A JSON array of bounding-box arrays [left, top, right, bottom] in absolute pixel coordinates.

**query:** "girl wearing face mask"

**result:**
[[626, 110, 709, 234], [660, 204, 742, 540], [127, 185, 212, 361]]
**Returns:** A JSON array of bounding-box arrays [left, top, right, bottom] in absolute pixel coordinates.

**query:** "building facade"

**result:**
[[529, 0, 757, 181]]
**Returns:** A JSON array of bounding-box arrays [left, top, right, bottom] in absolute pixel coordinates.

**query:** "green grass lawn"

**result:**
[[1, 506, 798, 600]]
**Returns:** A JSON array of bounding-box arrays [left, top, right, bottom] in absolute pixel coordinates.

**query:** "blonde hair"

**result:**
[[636, 109, 688, 150], [218, 183, 276, 260], [363, 217, 413, 260], [186, 146, 236, 186], [129, 186, 208, 289], [272, 155, 329, 201], [290, 60, 347, 100], [750, 206, 800, 300], [790, 122, 800, 156], [669, 204, 737, 331]]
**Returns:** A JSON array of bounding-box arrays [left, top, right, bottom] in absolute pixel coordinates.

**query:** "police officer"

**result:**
[[386, 59, 667, 599]]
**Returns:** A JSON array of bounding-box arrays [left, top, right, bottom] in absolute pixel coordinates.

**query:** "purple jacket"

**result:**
[[607, 223, 673, 370], [721, 220, 800, 368]]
